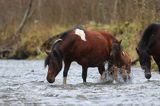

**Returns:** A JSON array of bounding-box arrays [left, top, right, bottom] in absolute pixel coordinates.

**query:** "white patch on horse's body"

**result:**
[[75, 29, 86, 41]]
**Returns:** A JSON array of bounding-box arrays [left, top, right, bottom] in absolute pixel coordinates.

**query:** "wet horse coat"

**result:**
[[136, 23, 160, 79], [45, 27, 117, 84]]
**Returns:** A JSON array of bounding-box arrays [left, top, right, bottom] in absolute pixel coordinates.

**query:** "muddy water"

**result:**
[[0, 60, 160, 106]]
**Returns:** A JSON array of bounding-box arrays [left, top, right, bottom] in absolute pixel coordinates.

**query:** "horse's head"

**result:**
[[136, 47, 151, 79], [111, 40, 122, 57], [45, 40, 63, 83]]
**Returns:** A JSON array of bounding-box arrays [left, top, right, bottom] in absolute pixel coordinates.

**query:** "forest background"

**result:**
[[0, 0, 159, 69]]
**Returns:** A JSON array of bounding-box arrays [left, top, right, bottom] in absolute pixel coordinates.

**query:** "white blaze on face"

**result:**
[[75, 29, 86, 41]]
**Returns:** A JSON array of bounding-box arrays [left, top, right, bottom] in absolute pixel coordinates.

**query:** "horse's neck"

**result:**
[[111, 51, 125, 65], [59, 38, 74, 55], [112, 52, 121, 62], [115, 51, 122, 59]]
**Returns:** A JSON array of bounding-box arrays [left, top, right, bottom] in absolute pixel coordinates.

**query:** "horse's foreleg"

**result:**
[[122, 66, 127, 82], [113, 66, 118, 84], [82, 67, 88, 83], [98, 65, 105, 80], [108, 62, 113, 74], [127, 64, 131, 80], [63, 62, 71, 84]]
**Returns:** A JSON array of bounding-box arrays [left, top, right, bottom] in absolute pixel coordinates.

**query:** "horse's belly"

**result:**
[[77, 56, 107, 67]]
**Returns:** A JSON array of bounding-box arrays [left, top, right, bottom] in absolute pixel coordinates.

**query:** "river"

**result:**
[[0, 60, 160, 106]]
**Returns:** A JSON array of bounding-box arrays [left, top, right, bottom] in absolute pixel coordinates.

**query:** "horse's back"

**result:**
[[69, 29, 115, 67], [148, 24, 160, 57]]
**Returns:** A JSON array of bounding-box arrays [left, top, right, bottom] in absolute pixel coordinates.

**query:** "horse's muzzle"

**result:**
[[47, 77, 55, 83], [145, 73, 151, 79]]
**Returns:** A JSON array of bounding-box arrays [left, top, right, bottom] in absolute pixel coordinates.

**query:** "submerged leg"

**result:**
[[82, 66, 88, 83], [98, 65, 106, 80], [63, 62, 71, 84], [113, 66, 118, 84]]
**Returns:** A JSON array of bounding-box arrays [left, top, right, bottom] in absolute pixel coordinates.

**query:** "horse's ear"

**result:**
[[119, 40, 122, 44], [136, 48, 139, 54]]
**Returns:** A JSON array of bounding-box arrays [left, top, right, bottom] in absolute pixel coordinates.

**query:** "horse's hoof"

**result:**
[[63, 77, 67, 84], [123, 77, 127, 82], [113, 80, 117, 84], [63, 82, 67, 85], [101, 72, 106, 79], [100, 76, 105, 81], [83, 82, 87, 85], [128, 75, 131, 79]]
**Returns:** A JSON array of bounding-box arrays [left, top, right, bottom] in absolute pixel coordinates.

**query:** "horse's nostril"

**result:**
[[145, 74, 151, 79]]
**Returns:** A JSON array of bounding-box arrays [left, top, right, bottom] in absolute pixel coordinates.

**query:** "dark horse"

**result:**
[[109, 40, 131, 83], [45, 27, 118, 84], [136, 23, 160, 79]]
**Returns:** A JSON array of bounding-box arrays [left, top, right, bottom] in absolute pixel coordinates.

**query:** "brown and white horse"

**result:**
[[45, 27, 118, 84], [108, 40, 131, 83]]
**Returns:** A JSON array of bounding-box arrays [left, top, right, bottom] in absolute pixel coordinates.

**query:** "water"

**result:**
[[0, 60, 160, 106]]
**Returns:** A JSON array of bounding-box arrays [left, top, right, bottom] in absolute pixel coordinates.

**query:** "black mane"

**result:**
[[44, 39, 62, 67], [138, 23, 160, 50], [45, 53, 51, 67], [58, 26, 84, 39], [45, 26, 84, 67]]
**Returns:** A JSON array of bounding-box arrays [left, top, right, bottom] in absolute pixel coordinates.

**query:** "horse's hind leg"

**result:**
[[82, 66, 88, 83], [63, 61, 71, 84], [98, 65, 105, 80]]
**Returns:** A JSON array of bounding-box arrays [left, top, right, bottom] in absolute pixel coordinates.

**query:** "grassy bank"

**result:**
[[1, 22, 158, 70], [0, 22, 142, 60], [85, 22, 142, 60]]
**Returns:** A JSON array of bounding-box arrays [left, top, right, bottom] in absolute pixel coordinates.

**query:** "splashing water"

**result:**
[[0, 60, 160, 105]]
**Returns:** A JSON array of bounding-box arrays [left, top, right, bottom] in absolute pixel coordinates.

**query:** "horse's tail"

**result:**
[[131, 58, 139, 65]]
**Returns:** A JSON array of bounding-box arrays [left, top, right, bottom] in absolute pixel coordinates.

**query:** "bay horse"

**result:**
[[136, 23, 160, 79], [45, 27, 118, 84], [108, 40, 131, 83]]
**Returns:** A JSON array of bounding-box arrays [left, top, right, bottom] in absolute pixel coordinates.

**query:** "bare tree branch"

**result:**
[[15, 0, 33, 34]]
